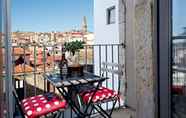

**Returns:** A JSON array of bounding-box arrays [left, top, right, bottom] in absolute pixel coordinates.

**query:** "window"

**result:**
[[107, 6, 116, 24]]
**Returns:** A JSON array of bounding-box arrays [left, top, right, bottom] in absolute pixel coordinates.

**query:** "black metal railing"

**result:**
[[4, 43, 125, 117], [172, 37, 186, 94]]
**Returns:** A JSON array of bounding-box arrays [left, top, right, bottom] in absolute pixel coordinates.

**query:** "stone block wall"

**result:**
[[134, 0, 155, 118], [120, 0, 156, 118]]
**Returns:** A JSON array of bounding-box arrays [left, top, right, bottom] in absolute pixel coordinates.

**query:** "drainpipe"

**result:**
[[3, 0, 13, 117]]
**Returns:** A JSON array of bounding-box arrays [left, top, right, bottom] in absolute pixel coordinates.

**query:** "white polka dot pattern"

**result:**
[[54, 101, 59, 105], [45, 104, 51, 109], [81, 87, 119, 103], [25, 106, 30, 110], [24, 102, 28, 106], [42, 100, 47, 103], [20, 93, 67, 118], [38, 95, 43, 97], [27, 110, 32, 116], [31, 97, 35, 99], [36, 107, 42, 112], [22, 99, 27, 103], [32, 100, 36, 103], [34, 103, 39, 107], [40, 97, 45, 100]]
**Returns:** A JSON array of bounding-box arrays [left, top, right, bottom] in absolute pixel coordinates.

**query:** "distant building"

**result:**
[[11, 17, 94, 46], [82, 16, 88, 33]]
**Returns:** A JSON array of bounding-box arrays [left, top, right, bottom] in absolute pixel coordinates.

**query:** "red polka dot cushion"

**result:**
[[21, 93, 67, 118], [80, 87, 118, 103]]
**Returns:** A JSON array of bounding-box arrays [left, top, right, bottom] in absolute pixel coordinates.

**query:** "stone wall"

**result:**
[[134, 0, 155, 118], [121, 0, 155, 118]]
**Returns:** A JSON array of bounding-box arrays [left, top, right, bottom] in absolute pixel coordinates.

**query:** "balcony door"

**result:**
[[172, 0, 186, 118], [158, 0, 186, 118]]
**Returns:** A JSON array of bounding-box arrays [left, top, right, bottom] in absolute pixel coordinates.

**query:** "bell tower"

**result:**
[[82, 16, 87, 33]]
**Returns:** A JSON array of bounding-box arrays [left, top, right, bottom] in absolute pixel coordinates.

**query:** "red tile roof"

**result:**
[[14, 64, 33, 73], [12, 48, 31, 55]]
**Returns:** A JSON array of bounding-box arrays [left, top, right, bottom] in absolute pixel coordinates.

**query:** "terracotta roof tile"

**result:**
[[14, 64, 33, 73], [12, 48, 31, 55]]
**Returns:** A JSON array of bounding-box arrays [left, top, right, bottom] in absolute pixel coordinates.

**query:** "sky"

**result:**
[[12, 0, 94, 32], [173, 0, 186, 36], [11, 0, 186, 34]]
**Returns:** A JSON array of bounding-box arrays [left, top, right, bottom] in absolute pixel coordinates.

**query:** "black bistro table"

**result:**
[[44, 72, 108, 118]]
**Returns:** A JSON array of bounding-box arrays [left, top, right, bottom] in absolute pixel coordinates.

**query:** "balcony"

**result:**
[[3, 43, 127, 118]]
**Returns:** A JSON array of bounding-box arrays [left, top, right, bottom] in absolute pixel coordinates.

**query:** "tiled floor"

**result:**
[[112, 108, 132, 118], [15, 109, 133, 118]]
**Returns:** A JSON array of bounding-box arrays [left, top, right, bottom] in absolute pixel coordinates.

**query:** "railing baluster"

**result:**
[[118, 45, 121, 108], [105, 45, 108, 110], [99, 45, 101, 76], [23, 46, 26, 98], [92, 46, 94, 66], [12, 47, 15, 87], [111, 45, 114, 90], [84, 45, 88, 71], [43, 45, 46, 93], [52, 45, 55, 73], [34, 45, 37, 95]]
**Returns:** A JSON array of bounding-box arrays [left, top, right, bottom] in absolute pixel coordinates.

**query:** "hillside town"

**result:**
[[11, 16, 94, 46], [10, 16, 94, 77]]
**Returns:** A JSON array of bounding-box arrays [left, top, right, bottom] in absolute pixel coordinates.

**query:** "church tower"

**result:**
[[82, 16, 88, 33]]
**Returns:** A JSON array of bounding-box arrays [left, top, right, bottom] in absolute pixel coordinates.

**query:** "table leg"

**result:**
[[57, 87, 85, 118]]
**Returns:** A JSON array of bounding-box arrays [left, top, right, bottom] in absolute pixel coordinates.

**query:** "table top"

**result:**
[[44, 72, 108, 88]]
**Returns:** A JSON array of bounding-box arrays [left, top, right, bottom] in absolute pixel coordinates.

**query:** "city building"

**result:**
[[11, 17, 94, 46]]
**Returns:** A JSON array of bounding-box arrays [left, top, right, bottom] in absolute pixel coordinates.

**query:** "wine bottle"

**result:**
[[60, 52, 68, 79]]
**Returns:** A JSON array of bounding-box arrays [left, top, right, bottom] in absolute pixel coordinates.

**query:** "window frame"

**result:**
[[106, 6, 116, 25], [157, 0, 172, 118]]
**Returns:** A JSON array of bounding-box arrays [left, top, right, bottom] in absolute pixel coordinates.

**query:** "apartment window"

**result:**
[[107, 6, 115, 24]]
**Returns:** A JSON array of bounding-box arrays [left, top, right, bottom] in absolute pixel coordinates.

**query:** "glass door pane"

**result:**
[[172, 0, 186, 117]]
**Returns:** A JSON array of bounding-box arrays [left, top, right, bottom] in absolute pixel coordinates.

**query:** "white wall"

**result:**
[[94, 0, 119, 44], [93, 0, 124, 109], [94, 0, 120, 76]]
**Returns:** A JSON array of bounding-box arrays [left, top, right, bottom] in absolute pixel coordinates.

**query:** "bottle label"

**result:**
[[62, 64, 68, 75]]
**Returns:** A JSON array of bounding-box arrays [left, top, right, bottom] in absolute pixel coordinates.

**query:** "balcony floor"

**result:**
[[112, 108, 132, 118], [15, 108, 132, 118]]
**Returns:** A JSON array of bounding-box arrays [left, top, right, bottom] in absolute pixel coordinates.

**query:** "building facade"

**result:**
[[94, 0, 125, 111]]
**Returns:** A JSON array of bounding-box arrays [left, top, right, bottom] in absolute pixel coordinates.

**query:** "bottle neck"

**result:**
[[62, 54, 66, 61]]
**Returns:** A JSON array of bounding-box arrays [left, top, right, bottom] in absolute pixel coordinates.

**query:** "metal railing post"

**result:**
[[99, 45, 101, 76], [43, 45, 46, 93], [105, 45, 108, 110], [118, 45, 121, 107], [3, 0, 13, 117], [92, 46, 94, 65], [111, 45, 114, 90], [84, 45, 88, 71], [34, 45, 37, 95], [23, 46, 26, 98]]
